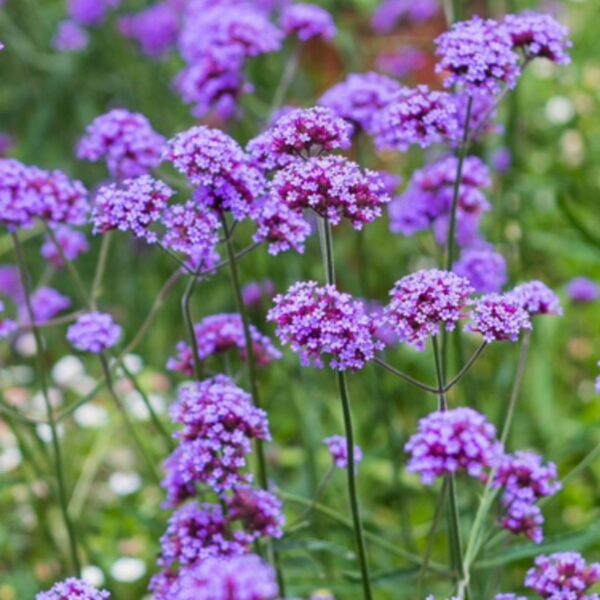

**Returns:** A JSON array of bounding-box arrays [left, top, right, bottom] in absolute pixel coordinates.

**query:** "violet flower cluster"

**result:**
[[41, 226, 90, 268], [468, 293, 532, 343], [371, 0, 440, 34], [0, 301, 17, 340], [20, 288, 71, 326], [453, 245, 508, 294], [325, 435, 363, 471], [280, 4, 336, 42], [167, 313, 281, 376], [268, 281, 384, 371], [568, 277, 599, 303], [68, 0, 121, 27], [36, 577, 110, 600], [66, 312, 123, 354], [510, 281, 563, 317], [77, 109, 166, 180]]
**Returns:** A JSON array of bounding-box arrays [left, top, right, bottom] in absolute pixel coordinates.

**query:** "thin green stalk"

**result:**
[[269, 43, 301, 120], [444, 342, 487, 393], [91, 233, 112, 308], [319, 216, 373, 600], [220, 214, 284, 594], [11, 232, 81, 576], [373, 357, 440, 394], [181, 275, 203, 381]]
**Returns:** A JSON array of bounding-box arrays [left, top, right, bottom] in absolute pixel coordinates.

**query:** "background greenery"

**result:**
[[1, 0, 599, 598]]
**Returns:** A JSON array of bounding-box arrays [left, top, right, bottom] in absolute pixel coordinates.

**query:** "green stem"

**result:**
[[373, 357, 440, 394], [269, 43, 301, 120], [11, 232, 81, 576], [319, 216, 373, 600], [91, 233, 112, 308], [181, 275, 203, 381]]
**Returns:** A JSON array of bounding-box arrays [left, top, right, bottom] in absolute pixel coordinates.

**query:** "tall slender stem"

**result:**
[[319, 216, 373, 600], [182, 275, 203, 381], [269, 44, 301, 120], [11, 232, 81, 575], [91, 232, 112, 308], [220, 214, 285, 594]]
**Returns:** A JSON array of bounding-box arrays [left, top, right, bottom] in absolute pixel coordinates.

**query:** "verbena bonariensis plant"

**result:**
[[1, 1, 597, 599]]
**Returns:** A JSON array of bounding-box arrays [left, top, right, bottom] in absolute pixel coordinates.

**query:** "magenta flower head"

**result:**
[[77, 109, 166, 180], [0, 301, 17, 340], [261, 106, 352, 159], [20, 287, 71, 326], [319, 72, 402, 135], [271, 156, 390, 230], [91, 175, 175, 243], [454, 245, 507, 294], [384, 269, 474, 350], [376, 49, 429, 79], [567, 277, 599, 303], [68, 0, 121, 27], [325, 435, 363, 471], [0, 265, 23, 303], [119, 3, 180, 58], [435, 16, 521, 95], [372, 0, 440, 34], [372, 85, 459, 152], [67, 312, 122, 354], [167, 314, 281, 376], [525, 552, 600, 599], [467, 293, 532, 343], [164, 126, 265, 221], [36, 578, 110, 600], [226, 487, 285, 541], [0, 159, 36, 230], [281, 4, 336, 42], [53, 20, 89, 53], [501, 490, 545, 544], [41, 226, 90, 268], [174, 554, 279, 600], [510, 281, 563, 317], [251, 196, 312, 255], [268, 281, 384, 371], [242, 279, 275, 308], [405, 407, 503, 485], [504, 12, 572, 64]]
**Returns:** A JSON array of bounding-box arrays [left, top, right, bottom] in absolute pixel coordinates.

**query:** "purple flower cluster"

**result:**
[[91, 175, 175, 243], [242, 279, 275, 308], [164, 126, 265, 221], [372, 0, 440, 34], [0, 160, 89, 230], [384, 269, 474, 350], [78, 109, 165, 180], [468, 293, 532, 342], [68, 0, 121, 27], [67, 312, 122, 354], [510, 281, 563, 317], [371, 85, 459, 152], [176, 4, 283, 119], [268, 281, 384, 371], [226, 486, 285, 541], [568, 277, 599, 303], [388, 155, 491, 248], [119, 2, 180, 58], [163, 376, 271, 501], [0, 301, 17, 340], [504, 12, 572, 64], [376, 49, 428, 79], [270, 156, 390, 230], [53, 20, 89, 53], [494, 451, 561, 543], [167, 313, 281, 376], [280, 4, 336, 42], [20, 288, 71, 326], [36, 578, 110, 600], [435, 16, 521, 95], [319, 72, 402, 135], [454, 245, 507, 294], [325, 435, 363, 470], [405, 407, 503, 485], [525, 552, 600, 599], [41, 226, 90, 267], [0, 265, 23, 302]]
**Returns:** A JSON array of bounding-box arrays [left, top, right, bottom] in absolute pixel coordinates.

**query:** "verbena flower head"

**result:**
[[504, 12, 572, 64], [502, 490, 545, 543], [164, 126, 265, 221], [67, 312, 123, 354], [68, 0, 121, 26], [372, 85, 459, 152], [174, 554, 279, 600], [246, 129, 297, 173], [525, 552, 600, 599], [0, 301, 17, 340], [467, 293, 532, 343], [454, 245, 507, 294], [119, 3, 180, 58], [567, 277, 599, 303], [376, 49, 428, 79], [36, 578, 110, 600], [281, 4, 336, 42], [325, 435, 363, 470], [270, 156, 390, 230], [41, 226, 90, 267], [0, 159, 37, 230], [251, 197, 312, 255], [0, 265, 23, 302], [384, 269, 474, 350], [20, 288, 71, 326], [268, 281, 384, 371], [91, 175, 175, 243], [77, 109, 166, 180], [261, 107, 352, 159], [242, 279, 275, 308], [405, 407, 503, 485], [435, 16, 521, 95], [510, 281, 563, 317], [53, 20, 89, 53], [319, 72, 402, 135], [372, 0, 440, 34], [167, 314, 281, 376], [226, 487, 285, 540], [161, 201, 221, 268]]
